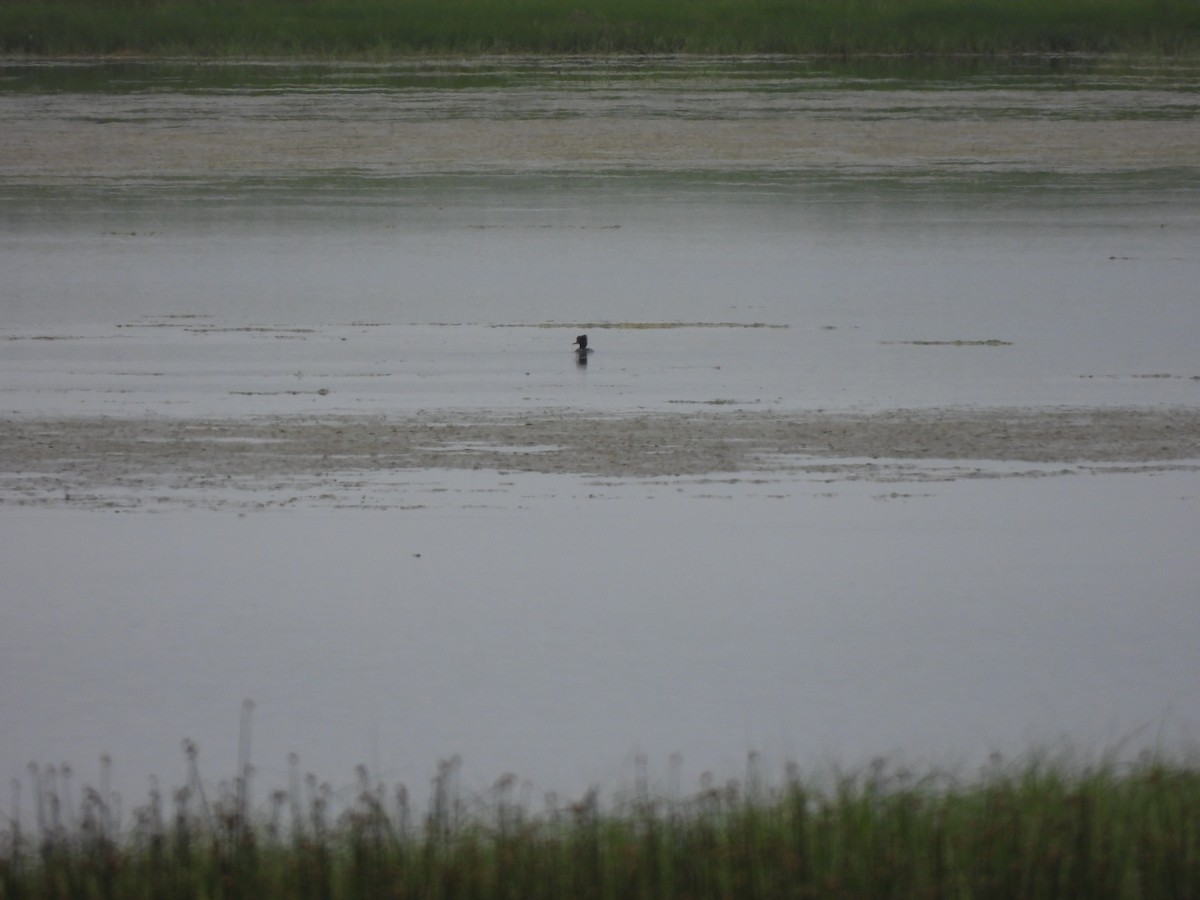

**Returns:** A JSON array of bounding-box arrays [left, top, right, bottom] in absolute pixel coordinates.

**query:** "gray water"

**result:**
[[2, 57, 1199, 818]]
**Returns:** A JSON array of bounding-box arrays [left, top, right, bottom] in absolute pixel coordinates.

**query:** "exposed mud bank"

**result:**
[[4, 66, 1200, 181], [4, 407, 1198, 509]]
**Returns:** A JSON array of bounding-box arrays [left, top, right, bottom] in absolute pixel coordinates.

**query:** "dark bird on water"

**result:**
[[573, 334, 594, 365]]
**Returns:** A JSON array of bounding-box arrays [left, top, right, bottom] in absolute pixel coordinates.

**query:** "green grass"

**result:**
[[4, 748, 1200, 899], [2, 0, 1199, 58]]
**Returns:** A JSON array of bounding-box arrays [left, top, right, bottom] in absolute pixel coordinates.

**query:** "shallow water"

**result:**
[[2, 57, 1199, 817], [4, 176, 1199, 414]]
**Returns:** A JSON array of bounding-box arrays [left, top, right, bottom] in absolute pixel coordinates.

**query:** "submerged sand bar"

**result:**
[[4, 407, 1199, 509]]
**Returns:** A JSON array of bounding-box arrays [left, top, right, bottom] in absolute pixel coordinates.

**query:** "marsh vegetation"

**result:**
[[5, 747, 1200, 900], [3, 0, 1199, 57]]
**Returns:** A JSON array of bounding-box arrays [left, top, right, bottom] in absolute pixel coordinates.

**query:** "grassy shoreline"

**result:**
[[4, 750, 1200, 899], [3, 0, 1200, 58]]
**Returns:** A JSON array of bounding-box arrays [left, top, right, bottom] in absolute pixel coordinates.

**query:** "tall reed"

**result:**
[[4, 747, 1199, 899]]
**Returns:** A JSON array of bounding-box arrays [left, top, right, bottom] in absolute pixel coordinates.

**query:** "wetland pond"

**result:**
[[2, 56, 1200, 815]]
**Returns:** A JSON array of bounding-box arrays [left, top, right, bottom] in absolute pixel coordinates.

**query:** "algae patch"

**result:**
[[882, 339, 1013, 346], [523, 322, 789, 330]]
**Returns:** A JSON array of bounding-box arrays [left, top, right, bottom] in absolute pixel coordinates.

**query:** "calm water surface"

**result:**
[[2, 57, 1199, 816]]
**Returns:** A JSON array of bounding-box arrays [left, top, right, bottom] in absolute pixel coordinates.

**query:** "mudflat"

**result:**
[[4, 66, 1199, 180], [5, 407, 1199, 510]]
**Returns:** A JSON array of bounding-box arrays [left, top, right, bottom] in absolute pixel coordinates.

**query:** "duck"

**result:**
[[573, 334, 594, 364]]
